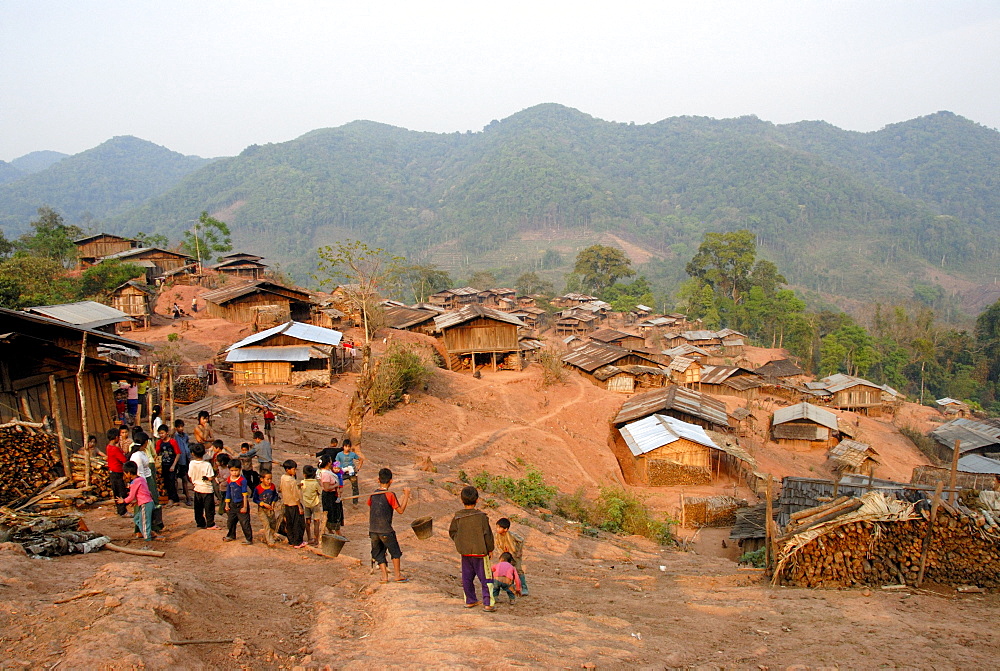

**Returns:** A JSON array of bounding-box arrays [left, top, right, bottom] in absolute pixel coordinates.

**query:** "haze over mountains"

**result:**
[[1, 104, 998, 309]]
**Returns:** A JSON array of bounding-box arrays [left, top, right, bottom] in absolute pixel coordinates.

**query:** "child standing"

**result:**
[[368, 467, 411, 583], [491, 552, 522, 605], [300, 465, 323, 546], [118, 461, 156, 541], [187, 443, 218, 529], [280, 459, 307, 548], [318, 455, 343, 534], [155, 425, 181, 503], [223, 461, 253, 544], [335, 439, 364, 505], [495, 517, 529, 596], [253, 471, 281, 547], [172, 419, 192, 506], [448, 486, 495, 611], [238, 442, 261, 491]]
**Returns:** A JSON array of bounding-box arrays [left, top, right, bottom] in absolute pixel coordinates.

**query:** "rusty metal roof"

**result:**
[[613, 385, 729, 428], [662, 344, 710, 358], [433, 304, 526, 330], [563, 342, 637, 372], [203, 279, 311, 305], [589, 328, 638, 343], [383, 306, 438, 330]]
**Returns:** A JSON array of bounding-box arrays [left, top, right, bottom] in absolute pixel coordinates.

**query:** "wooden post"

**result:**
[[168, 367, 174, 426], [764, 475, 774, 572], [949, 439, 961, 504], [916, 481, 943, 587], [492, 352, 497, 372], [18, 393, 33, 421], [76, 333, 91, 486], [49, 375, 71, 479]]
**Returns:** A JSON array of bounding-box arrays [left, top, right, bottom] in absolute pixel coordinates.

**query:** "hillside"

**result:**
[[10, 149, 68, 175], [0, 137, 211, 233], [0, 160, 21, 186], [102, 105, 1000, 300]]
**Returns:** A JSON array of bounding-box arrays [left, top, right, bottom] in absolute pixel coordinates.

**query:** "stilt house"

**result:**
[[109, 281, 156, 328], [203, 280, 313, 325], [434, 305, 526, 372]]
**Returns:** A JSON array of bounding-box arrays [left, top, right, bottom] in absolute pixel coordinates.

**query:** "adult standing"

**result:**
[[105, 428, 129, 516], [125, 382, 140, 426], [137, 379, 150, 420], [335, 439, 365, 505]]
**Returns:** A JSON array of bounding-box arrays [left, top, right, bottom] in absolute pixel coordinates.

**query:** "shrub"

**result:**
[[472, 465, 556, 508], [593, 487, 674, 545], [899, 425, 942, 465], [553, 487, 593, 524], [738, 547, 766, 567], [370, 342, 434, 414], [539, 347, 565, 387]]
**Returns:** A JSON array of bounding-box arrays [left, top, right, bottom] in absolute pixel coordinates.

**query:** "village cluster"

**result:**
[[1, 232, 1000, 596]]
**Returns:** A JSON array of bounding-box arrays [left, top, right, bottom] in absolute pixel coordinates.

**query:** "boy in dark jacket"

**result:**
[[448, 486, 496, 611]]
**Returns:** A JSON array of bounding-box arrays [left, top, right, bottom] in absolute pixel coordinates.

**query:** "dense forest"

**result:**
[[0, 136, 210, 233], [2, 104, 998, 307]]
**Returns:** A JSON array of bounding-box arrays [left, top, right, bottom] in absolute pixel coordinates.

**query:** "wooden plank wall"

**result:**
[[443, 319, 518, 354]]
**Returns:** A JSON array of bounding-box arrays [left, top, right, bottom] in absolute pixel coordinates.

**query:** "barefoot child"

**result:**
[[280, 460, 307, 548], [300, 465, 323, 546], [448, 486, 495, 611], [495, 517, 529, 596], [118, 461, 156, 541], [491, 552, 522, 605], [223, 461, 253, 544], [253, 470, 281, 547], [368, 467, 411, 583], [187, 443, 219, 529]]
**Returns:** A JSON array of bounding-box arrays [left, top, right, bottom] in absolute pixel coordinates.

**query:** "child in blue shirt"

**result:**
[[223, 462, 253, 544]]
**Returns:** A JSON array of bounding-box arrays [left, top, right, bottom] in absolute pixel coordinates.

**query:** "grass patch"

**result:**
[[899, 425, 943, 465], [554, 486, 675, 545]]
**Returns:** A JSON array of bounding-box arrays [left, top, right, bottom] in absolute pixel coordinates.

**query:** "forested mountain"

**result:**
[[0, 161, 22, 186], [0, 137, 211, 233], [10, 150, 68, 175]]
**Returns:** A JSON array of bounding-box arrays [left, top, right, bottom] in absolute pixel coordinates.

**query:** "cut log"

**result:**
[[104, 542, 166, 558]]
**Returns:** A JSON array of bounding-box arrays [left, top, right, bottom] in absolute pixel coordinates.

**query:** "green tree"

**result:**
[[515, 271, 554, 296], [391, 264, 452, 303], [685, 230, 756, 303], [820, 324, 879, 377], [467, 270, 497, 289], [79, 260, 145, 299], [540, 249, 562, 269], [135, 231, 171, 249], [16, 206, 82, 267], [0, 255, 78, 306], [0, 230, 14, 259], [573, 244, 634, 296], [315, 240, 404, 444], [181, 211, 232, 264]]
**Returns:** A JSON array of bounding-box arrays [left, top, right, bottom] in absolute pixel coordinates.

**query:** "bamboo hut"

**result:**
[[827, 439, 880, 476], [589, 328, 645, 350], [203, 280, 313, 325], [109, 281, 156, 328], [772, 402, 841, 449]]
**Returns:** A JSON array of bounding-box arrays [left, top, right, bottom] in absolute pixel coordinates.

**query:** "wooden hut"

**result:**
[[807, 373, 900, 413], [75, 233, 139, 268], [613, 385, 731, 432], [616, 413, 754, 486], [224, 321, 345, 386], [433, 304, 526, 373], [562, 342, 662, 387], [928, 418, 1000, 463], [551, 293, 598, 308], [211, 253, 268, 280], [827, 439, 880, 476], [383, 305, 438, 335], [478, 288, 517, 309], [98, 247, 195, 282], [589, 328, 645, 350], [554, 313, 596, 336], [755, 358, 806, 381], [771, 402, 840, 449], [203, 280, 313, 325], [936, 397, 972, 418], [698, 365, 761, 399], [664, 330, 722, 349], [0, 307, 150, 450], [667, 356, 702, 386], [429, 287, 481, 311], [109, 281, 156, 328]]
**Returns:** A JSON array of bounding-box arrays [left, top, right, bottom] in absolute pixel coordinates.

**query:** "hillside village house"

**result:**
[[663, 330, 722, 349], [928, 418, 1000, 463], [0, 307, 150, 451], [224, 321, 345, 386], [98, 247, 196, 283], [698, 365, 762, 399], [203, 280, 313, 326], [551, 293, 598, 308], [615, 413, 754, 487], [211, 252, 268, 280], [667, 356, 702, 387], [755, 358, 807, 382], [554, 313, 597, 336], [109, 281, 156, 328], [805, 373, 901, 413], [382, 305, 438, 335], [433, 304, 526, 373], [562, 342, 662, 391], [588, 328, 645, 350], [771, 402, 841, 449], [936, 397, 972, 418], [428, 287, 481, 311], [23, 301, 133, 335], [74, 233, 140, 269], [827, 439, 880, 477], [613, 385, 731, 433]]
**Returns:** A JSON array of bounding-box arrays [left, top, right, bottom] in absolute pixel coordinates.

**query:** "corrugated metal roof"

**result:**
[[662, 344, 710, 357], [0, 307, 151, 350], [203, 280, 311, 305], [433, 304, 525, 330], [383, 306, 437, 330], [226, 345, 318, 362], [100, 246, 193, 261], [930, 418, 1000, 454], [23, 301, 132, 329], [724, 376, 763, 391], [668, 356, 696, 372], [957, 454, 1000, 474], [755, 359, 805, 378], [700, 365, 742, 385], [936, 397, 967, 407], [772, 402, 839, 431], [613, 385, 729, 428], [680, 330, 719, 341], [715, 328, 747, 338], [589, 328, 637, 343], [562, 342, 635, 372], [226, 321, 342, 351], [619, 414, 721, 457], [559, 293, 598, 301]]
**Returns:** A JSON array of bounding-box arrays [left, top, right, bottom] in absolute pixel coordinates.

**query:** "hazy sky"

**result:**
[[1, 1, 998, 161]]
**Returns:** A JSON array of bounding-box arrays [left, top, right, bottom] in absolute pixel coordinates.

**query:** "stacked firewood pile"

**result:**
[[647, 460, 711, 486], [173, 374, 208, 403], [775, 492, 1000, 588], [70, 453, 114, 501], [683, 495, 747, 527], [0, 424, 61, 505]]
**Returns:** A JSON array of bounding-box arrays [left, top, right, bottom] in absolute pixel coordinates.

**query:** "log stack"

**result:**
[[0, 425, 61, 506], [70, 453, 113, 501], [777, 496, 1000, 588], [683, 495, 747, 527], [173, 375, 208, 403]]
